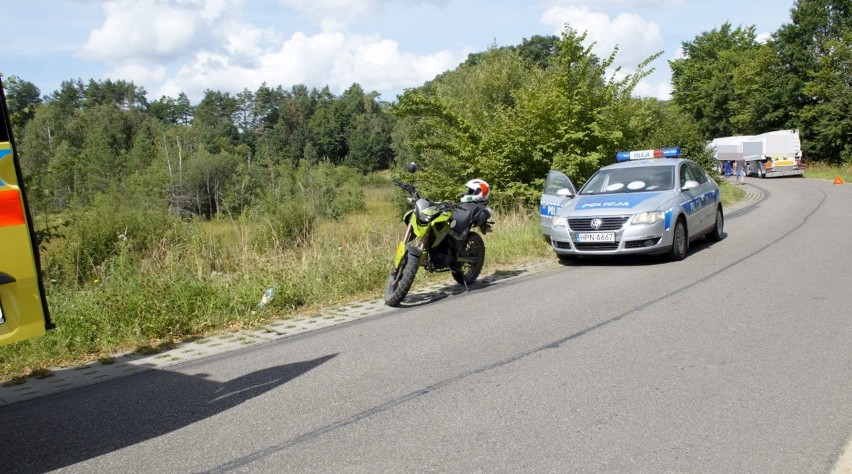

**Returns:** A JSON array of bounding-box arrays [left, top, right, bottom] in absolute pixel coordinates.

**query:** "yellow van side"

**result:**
[[0, 78, 52, 346]]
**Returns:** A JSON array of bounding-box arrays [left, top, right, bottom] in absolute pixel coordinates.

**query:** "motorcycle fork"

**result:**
[[392, 226, 415, 269]]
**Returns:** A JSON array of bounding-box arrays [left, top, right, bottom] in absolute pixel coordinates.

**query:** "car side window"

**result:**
[[688, 162, 709, 184], [544, 170, 575, 195], [680, 162, 706, 187]]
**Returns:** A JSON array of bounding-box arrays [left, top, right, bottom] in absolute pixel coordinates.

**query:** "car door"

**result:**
[[690, 161, 717, 231], [678, 162, 713, 233], [539, 170, 576, 238]]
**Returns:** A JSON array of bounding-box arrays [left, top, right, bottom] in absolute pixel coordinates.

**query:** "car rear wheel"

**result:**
[[668, 218, 688, 261]]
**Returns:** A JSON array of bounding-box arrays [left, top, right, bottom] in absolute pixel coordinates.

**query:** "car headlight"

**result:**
[[631, 211, 665, 225], [552, 216, 567, 228]]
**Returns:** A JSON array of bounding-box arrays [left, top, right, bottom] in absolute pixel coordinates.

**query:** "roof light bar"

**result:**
[[616, 147, 681, 162]]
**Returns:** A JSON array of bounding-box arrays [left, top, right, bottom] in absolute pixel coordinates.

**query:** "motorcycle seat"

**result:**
[[451, 202, 488, 231]]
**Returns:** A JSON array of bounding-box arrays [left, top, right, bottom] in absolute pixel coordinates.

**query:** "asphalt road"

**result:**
[[1, 177, 850, 473]]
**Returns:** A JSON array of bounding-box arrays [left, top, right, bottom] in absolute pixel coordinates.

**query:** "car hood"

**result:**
[[557, 191, 675, 216]]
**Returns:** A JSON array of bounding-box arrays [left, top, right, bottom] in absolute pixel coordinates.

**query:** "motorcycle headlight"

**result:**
[[552, 216, 567, 228], [631, 211, 665, 225]]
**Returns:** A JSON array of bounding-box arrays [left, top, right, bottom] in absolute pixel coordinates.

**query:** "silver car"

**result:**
[[540, 149, 724, 261]]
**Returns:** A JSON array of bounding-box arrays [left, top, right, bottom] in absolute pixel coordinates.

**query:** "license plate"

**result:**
[[577, 232, 615, 243]]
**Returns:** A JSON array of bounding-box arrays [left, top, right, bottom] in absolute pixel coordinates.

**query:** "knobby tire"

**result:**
[[452, 232, 485, 285], [384, 252, 419, 306]]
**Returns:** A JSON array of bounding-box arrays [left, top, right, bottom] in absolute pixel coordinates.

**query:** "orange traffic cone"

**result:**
[[833, 176, 844, 185]]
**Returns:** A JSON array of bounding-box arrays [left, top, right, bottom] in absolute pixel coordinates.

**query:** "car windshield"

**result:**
[[580, 165, 675, 195]]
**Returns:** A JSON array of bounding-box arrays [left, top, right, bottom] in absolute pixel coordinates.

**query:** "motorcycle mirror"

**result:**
[[406, 162, 418, 173]]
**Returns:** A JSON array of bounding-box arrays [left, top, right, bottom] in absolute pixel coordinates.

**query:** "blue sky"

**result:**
[[1, 0, 797, 104]]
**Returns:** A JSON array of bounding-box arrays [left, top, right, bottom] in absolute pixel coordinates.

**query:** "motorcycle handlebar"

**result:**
[[393, 179, 417, 195], [392, 180, 466, 210]]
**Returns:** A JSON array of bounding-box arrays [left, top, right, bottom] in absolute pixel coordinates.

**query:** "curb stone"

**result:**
[[725, 183, 763, 214]]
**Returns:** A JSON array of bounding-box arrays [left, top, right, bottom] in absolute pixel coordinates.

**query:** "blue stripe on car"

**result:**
[[681, 190, 718, 215], [575, 192, 658, 210]]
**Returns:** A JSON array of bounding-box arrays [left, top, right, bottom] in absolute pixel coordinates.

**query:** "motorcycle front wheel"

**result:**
[[452, 232, 485, 285], [384, 251, 419, 307]]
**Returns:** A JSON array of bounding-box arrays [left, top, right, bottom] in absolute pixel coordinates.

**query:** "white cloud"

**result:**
[[633, 78, 672, 100], [540, 0, 684, 8], [148, 29, 462, 102], [80, 0, 236, 63], [278, 0, 449, 23], [76, 0, 679, 103], [756, 32, 772, 44], [540, 5, 670, 99], [81, 0, 462, 102]]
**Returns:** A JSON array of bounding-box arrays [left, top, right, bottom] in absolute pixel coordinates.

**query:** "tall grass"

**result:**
[[805, 162, 852, 181]]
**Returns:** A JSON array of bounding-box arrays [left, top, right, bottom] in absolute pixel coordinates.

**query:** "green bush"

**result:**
[[43, 193, 180, 284], [245, 196, 316, 250], [294, 161, 366, 218]]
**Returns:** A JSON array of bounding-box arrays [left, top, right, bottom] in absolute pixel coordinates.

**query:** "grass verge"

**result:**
[[805, 162, 852, 182]]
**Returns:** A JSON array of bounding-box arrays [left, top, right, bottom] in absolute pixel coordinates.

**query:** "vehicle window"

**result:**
[[580, 166, 674, 195], [686, 162, 709, 184], [544, 171, 574, 195]]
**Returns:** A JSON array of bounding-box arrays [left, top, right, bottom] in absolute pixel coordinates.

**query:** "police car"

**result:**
[[540, 148, 724, 261]]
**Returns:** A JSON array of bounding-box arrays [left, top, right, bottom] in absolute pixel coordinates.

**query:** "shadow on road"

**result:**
[[555, 234, 728, 267], [396, 268, 527, 308], [0, 353, 337, 473]]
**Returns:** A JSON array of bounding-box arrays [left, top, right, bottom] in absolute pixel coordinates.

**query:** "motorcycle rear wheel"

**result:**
[[452, 232, 485, 285], [384, 251, 419, 306]]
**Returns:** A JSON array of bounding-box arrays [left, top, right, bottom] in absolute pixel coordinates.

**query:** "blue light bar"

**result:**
[[616, 147, 681, 161]]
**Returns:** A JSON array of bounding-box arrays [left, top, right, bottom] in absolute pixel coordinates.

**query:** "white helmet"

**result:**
[[460, 179, 490, 203]]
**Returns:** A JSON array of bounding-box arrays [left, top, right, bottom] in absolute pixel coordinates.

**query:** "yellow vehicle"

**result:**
[[0, 76, 53, 345]]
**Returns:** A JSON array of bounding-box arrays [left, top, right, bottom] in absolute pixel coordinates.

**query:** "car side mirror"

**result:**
[[556, 188, 574, 198], [406, 162, 418, 173], [681, 180, 699, 191]]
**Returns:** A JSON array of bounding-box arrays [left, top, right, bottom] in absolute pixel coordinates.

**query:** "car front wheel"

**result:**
[[668, 218, 688, 261]]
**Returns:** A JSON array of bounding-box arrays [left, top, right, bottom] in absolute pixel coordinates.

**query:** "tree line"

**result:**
[[4, 0, 848, 219], [389, 0, 850, 207], [670, 0, 851, 164], [5, 76, 394, 220]]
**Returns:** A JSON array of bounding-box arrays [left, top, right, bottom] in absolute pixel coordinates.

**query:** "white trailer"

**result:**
[[709, 130, 805, 178]]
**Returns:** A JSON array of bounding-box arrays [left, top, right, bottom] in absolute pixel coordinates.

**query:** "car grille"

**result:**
[[574, 242, 619, 251], [568, 216, 629, 232]]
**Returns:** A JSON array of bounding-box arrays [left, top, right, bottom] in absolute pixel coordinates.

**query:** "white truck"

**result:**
[[710, 129, 805, 178]]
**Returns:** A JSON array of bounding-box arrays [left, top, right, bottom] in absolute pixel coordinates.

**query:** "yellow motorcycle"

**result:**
[[384, 163, 493, 306]]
